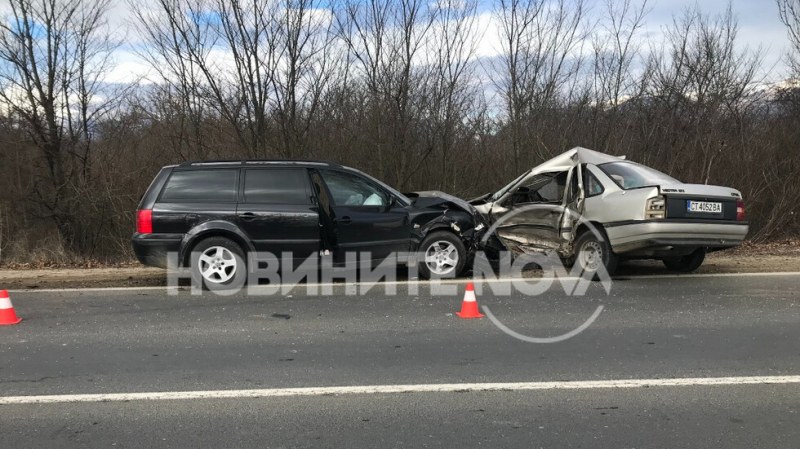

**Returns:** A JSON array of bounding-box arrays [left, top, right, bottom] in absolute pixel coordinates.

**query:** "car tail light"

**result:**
[[736, 199, 745, 221], [645, 196, 666, 219], [137, 209, 153, 234]]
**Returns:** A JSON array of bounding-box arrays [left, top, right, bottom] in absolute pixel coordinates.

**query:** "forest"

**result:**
[[0, 0, 798, 262]]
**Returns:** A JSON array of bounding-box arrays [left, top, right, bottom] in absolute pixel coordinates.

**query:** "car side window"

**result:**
[[319, 170, 389, 207], [243, 169, 311, 204], [160, 169, 238, 203], [584, 170, 605, 197], [511, 172, 568, 205]]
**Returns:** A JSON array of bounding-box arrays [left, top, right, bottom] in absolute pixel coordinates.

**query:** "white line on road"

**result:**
[[618, 271, 800, 280], [8, 271, 800, 294], [2, 376, 799, 405]]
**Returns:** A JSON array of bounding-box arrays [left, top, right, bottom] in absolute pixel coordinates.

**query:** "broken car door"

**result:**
[[490, 171, 570, 254], [560, 166, 584, 252]]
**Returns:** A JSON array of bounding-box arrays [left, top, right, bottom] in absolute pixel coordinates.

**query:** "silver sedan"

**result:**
[[470, 147, 749, 276]]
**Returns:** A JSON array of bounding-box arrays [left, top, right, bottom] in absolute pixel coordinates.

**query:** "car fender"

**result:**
[[413, 209, 480, 254], [179, 220, 255, 267]]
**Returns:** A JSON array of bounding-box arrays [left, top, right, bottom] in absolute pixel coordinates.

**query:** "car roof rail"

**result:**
[[181, 161, 243, 167], [179, 160, 342, 168]]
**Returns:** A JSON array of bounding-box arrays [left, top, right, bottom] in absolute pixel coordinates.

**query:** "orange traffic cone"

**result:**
[[456, 282, 484, 319], [0, 290, 22, 325]]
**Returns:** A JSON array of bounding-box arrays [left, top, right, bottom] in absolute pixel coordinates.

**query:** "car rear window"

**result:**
[[598, 161, 678, 190], [243, 169, 311, 204], [160, 169, 238, 202]]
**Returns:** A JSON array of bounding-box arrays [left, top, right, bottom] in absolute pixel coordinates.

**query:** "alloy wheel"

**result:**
[[424, 240, 459, 275], [199, 246, 237, 283]]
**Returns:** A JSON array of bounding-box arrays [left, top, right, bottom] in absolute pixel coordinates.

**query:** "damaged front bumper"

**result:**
[[407, 190, 489, 261]]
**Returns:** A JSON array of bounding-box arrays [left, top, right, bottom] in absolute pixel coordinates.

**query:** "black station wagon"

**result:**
[[132, 161, 485, 286]]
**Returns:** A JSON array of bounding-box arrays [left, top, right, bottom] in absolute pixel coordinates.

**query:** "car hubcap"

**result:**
[[424, 241, 459, 275], [199, 246, 237, 283], [579, 240, 603, 272]]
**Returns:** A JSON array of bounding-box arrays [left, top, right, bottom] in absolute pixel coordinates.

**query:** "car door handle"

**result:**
[[240, 212, 257, 221], [337, 216, 352, 225]]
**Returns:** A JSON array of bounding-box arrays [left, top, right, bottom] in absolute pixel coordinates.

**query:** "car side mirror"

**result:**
[[382, 195, 395, 212]]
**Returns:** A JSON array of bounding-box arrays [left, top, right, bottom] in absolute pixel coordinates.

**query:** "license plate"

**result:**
[[686, 200, 722, 213]]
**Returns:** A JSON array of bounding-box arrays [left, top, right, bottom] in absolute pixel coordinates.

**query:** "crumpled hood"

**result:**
[[409, 190, 478, 214]]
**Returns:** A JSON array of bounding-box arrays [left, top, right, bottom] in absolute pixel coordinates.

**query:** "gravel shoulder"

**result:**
[[618, 244, 800, 276], [1, 243, 799, 290], [0, 267, 167, 290]]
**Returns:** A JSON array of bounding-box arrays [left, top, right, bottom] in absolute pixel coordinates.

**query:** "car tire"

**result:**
[[574, 229, 618, 279], [662, 248, 706, 273], [418, 231, 467, 279], [189, 237, 247, 291]]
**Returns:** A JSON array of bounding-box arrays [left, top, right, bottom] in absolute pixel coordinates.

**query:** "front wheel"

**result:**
[[574, 229, 618, 279], [189, 237, 247, 290], [418, 231, 467, 279], [662, 248, 706, 272]]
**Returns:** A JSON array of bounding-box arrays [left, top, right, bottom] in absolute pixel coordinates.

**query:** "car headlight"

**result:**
[[645, 196, 665, 219]]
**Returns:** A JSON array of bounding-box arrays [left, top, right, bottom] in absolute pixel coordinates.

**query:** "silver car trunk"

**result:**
[[659, 183, 742, 221]]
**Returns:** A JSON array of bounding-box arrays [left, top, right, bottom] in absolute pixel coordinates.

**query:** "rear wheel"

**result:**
[[418, 231, 466, 279], [190, 237, 247, 290], [662, 248, 706, 273], [574, 229, 618, 279]]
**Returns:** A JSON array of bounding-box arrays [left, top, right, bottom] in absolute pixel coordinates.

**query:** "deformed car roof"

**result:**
[[484, 147, 627, 204], [531, 147, 626, 173]]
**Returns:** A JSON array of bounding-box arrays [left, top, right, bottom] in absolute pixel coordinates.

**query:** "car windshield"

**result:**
[[598, 161, 679, 189], [491, 169, 532, 201]]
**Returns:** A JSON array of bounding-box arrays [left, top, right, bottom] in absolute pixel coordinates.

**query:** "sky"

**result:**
[[644, 0, 791, 77], [91, 0, 798, 84]]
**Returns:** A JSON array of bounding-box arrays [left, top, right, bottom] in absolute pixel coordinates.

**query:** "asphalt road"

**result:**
[[1, 273, 799, 448]]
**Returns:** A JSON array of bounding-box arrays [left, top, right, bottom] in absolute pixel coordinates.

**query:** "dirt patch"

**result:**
[[0, 267, 166, 290], [1, 243, 799, 290], [618, 253, 800, 276], [605, 241, 800, 276]]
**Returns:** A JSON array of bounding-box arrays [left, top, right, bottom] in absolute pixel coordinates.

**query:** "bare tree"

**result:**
[[493, 0, 588, 171], [135, 0, 337, 159], [134, 0, 271, 157], [421, 0, 481, 191], [270, 0, 338, 158], [0, 0, 115, 252], [644, 5, 763, 179], [777, 0, 800, 75], [131, 0, 216, 159], [336, 0, 437, 188], [590, 0, 649, 151]]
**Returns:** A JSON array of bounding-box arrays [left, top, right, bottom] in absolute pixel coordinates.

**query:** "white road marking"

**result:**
[[8, 271, 800, 294], [622, 271, 800, 280], [2, 376, 799, 405]]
